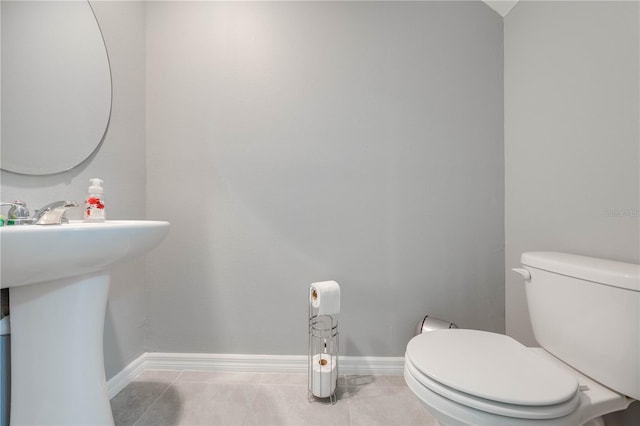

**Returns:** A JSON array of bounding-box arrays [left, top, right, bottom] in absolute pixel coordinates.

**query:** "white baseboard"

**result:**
[[339, 355, 406, 375], [107, 352, 404, 399], [107, 354, 147, 399], [144, 352, 309, 373]]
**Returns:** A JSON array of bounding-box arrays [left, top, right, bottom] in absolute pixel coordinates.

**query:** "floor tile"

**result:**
[[135, 369, 182, 383], [260, 373, 309, 386], [347, 384, 436, 426], [111, 381, 170, 426], [243, 384, 350, 426], [135, 382, 259, 426], [178, 370, 263, 384], [111, 371, 435, 426], [341, 374, 407, 388]]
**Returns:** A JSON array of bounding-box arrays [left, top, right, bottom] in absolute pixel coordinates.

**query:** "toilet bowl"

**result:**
[[404, 329, 631, 426], [404, 252, 639, 426]]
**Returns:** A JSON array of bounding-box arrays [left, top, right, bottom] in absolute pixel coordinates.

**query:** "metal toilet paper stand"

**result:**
[[308, 306, 338, 404]]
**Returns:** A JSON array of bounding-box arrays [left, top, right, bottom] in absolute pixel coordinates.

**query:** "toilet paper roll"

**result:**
[[311, 353, 337, 398], [309, 281, 340, 316]]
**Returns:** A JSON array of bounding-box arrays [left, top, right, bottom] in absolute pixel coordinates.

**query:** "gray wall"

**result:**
[[504, 0, 640, 345], [145, 1, 504, 356], [0, 1, 148, 380]]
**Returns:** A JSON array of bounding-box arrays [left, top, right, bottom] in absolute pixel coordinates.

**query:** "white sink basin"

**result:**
[[1, 220, 170, 288], [0, 220, 169, 425]]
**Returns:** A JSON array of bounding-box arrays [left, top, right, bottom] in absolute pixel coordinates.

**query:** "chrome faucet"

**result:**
[[32, 201, 79, 225], [0, 200, 33, 225]]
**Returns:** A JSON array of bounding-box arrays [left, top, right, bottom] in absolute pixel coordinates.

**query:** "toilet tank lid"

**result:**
[[521, 252, 639, 292]]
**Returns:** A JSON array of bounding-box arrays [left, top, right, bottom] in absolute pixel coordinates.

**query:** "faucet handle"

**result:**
[[0, 200, 32, 225]]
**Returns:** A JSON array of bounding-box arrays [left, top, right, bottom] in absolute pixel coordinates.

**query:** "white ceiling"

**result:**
[[482, 0, 520, 17]]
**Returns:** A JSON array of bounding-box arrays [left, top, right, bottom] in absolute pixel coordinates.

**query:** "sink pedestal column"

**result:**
[[9, 271, 114, 425]]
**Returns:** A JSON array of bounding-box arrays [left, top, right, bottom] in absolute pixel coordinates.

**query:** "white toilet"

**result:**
[[404, 252, 639, 426]]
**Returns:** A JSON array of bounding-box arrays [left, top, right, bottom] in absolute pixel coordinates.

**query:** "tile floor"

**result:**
[[110, 370, 438, 426]]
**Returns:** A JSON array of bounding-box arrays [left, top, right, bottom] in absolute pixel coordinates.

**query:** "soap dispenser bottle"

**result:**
[[84, 178, 106, 222]]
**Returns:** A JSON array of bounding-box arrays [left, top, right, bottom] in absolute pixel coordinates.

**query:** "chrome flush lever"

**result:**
[[512, 268, 531, 280]]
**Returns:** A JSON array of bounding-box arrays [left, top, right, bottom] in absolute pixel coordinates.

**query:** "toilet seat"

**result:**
[[405, 329, 581, 420], [405, 356, 581, 419]]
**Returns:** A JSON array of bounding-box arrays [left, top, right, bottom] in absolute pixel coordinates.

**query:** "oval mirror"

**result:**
[[1, 0, 112, 175]]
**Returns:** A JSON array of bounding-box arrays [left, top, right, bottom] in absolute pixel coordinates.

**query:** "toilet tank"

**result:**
[[519, 252, 640, 400]]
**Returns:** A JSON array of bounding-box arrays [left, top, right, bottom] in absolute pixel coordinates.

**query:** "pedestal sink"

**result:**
[[0, 220, 170, 425]]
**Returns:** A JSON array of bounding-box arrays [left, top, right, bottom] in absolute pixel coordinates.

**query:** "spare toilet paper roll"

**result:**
[[309, 281, 340, 316], [416, 315, 458, 335], [311, 353, 337, 398]]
